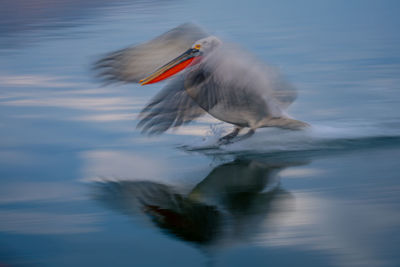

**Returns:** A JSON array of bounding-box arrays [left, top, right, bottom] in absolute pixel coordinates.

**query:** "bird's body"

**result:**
[[94, 23, 308, 142]]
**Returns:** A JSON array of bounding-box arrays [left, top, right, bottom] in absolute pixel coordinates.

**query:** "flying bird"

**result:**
[[94, 23, 308, 143]]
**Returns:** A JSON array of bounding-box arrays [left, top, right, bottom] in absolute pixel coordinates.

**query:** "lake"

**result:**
[[1, 0, 400, 266]]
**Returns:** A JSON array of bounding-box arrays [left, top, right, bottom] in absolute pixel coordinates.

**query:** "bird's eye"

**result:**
[[194, 44, 201, 49]]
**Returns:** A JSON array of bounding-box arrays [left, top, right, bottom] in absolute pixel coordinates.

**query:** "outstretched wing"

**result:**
[[137, 76, 206, 135], [93, 23, 208, 84], [182, 45, 298, 127]]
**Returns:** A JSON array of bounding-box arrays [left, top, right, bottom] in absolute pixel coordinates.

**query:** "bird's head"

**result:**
[[191, 36, 222, 53], [140, 36, 222, 85]]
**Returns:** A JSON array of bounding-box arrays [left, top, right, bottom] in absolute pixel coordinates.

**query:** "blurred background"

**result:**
[[1, 0, 400, 266]]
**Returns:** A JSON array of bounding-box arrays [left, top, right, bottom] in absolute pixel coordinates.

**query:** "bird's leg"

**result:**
[[218, 127, 242, 145], [234, 129, 255, 143]]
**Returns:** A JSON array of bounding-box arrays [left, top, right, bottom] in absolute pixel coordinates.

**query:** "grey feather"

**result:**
[[93, 23, 208, 83], [93, 24, 306, 135], [137, 76, 206, 135], [184, 45, 298, 128]]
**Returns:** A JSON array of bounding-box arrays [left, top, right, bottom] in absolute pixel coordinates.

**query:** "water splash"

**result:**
[[181, 120, 400, 155]]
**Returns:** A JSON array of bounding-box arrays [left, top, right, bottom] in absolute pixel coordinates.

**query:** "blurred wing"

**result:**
[[94, 23, 208, 83], [137, 76, 206, 135], [270, 75, 297, 109], [184, 46, 297, 120]]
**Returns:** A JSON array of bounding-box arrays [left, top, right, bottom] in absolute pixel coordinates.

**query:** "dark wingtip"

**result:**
[[91, 49, 136, 86]]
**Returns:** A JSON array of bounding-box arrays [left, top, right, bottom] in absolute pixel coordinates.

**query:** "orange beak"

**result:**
[[140, 48, 202, 85]]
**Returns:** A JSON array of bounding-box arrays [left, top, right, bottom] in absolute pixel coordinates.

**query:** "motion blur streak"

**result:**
[[1, 0, 400, 267]]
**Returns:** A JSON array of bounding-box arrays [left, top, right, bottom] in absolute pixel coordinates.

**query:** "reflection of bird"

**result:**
[[94, 23, 308, 143], [92, 159, 304, 248]]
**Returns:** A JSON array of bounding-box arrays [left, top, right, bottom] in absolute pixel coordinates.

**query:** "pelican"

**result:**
[[94, 23, 308, 143]]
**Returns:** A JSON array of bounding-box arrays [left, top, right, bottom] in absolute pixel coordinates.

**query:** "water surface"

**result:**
[[1, 0, 400, 266]]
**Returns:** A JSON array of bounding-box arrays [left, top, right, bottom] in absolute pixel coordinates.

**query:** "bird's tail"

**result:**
[[260, 117, 310, 130]]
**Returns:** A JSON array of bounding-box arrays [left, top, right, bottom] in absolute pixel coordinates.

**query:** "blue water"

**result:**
[[1, 0, 400, 266]]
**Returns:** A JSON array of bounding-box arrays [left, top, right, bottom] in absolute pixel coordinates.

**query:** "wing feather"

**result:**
[[93, 23, 208, 84], [183, 45, 298, 126], [137, 76, 206, 135]]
